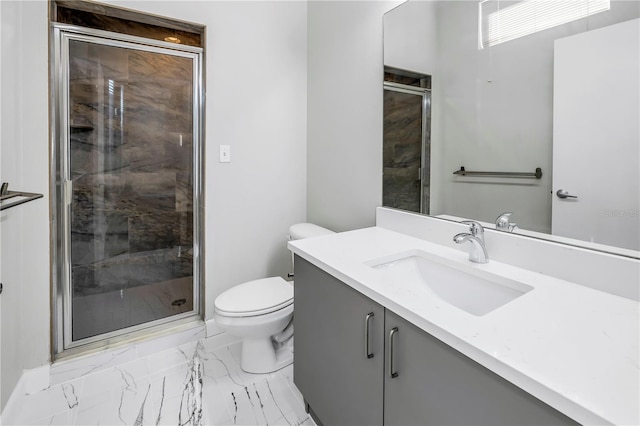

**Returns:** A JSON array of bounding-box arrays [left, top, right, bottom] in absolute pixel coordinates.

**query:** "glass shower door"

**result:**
[[383, 86, 431, 214], [54, 26, 203, 350]]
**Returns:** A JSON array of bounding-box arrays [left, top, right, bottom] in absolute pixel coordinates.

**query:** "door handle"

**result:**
[[556, 189, 578, 199], [365, 312, 374, 359], [65, 179, 73, 206], [388, 327, 399, 378]]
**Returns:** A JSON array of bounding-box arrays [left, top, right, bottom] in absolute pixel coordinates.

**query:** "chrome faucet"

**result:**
[[454, 220, 489, 264], [495, 212, 518, 232]]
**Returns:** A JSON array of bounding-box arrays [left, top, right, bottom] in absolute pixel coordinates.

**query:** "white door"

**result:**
[[552, 18, 640, 251]]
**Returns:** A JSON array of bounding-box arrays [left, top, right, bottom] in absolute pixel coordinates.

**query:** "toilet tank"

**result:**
[[289, 223, 334, 240]]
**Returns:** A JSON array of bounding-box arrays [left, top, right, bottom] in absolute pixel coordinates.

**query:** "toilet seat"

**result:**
[[214, 277, 293, 317]]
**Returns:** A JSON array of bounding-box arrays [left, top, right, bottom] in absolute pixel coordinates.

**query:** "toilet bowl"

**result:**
[[213, 277, 294, 373], [213, 223, 334, 374]]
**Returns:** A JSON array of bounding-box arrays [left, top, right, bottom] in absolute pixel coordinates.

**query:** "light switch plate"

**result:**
[[219, 145, 231, 163]]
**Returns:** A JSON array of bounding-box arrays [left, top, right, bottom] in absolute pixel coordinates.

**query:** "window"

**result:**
[[479, 0, 610, 48]]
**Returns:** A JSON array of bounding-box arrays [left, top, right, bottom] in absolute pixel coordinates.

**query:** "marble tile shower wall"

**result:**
[[68, 40, 194, 299]]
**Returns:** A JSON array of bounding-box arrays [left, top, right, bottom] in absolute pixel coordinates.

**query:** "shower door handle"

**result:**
[[64, 179, 73, 206]]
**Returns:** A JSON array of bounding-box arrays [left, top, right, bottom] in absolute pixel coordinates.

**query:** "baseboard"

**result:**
[[205, 317, 225, 337]]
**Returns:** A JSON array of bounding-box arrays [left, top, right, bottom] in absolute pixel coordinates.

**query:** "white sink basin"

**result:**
[[367, 250, 533, 316]]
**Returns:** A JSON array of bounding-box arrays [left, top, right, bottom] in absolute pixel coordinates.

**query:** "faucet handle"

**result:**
[[461, 220, 485, 240], [495, 212, 518, 232]]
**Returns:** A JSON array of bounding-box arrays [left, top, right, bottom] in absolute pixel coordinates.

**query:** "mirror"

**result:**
[[383, 0, 640, 257]]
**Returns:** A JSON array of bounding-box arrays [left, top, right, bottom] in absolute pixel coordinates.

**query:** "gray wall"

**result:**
[[307, 1, 401, 232]]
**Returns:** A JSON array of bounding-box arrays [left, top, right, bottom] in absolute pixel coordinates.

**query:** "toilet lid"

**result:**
[[214, 277, 293, 317]]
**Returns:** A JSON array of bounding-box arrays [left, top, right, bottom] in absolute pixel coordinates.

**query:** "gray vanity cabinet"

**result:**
[[293, 256, 385, 425], [294, 256, 578, 426], [383, 310, 578, 426]]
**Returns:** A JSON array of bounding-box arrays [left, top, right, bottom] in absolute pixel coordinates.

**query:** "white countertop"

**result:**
[[288, 227, 639, 425]]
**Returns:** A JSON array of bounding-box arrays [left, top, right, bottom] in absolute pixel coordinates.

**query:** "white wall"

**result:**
[[307, 0, 401, 232], [0, 0, 307, 410], [0, 0, 50, 410], [384, 0, 438, 75], [430, 1, 640, 233]]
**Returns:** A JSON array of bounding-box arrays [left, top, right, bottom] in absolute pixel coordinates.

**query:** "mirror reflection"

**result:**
[[383, 0, 640, 256]]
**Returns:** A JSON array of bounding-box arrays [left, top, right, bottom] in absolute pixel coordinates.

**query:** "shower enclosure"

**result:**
[[51, 24, 203, 353], [383, 69, 431, 214]]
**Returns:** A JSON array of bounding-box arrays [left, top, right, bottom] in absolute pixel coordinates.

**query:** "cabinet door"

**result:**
[[294, 256, 384, 425], [384, 310, 578, 426]]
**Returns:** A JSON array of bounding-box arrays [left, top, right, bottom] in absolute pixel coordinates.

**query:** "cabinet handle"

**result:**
[[365, 312, 374, 359], [389, 327, 399, 378]]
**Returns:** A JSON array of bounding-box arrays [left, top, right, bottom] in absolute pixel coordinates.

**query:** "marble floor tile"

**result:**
[[74, 379, 154, 426], [81, 357, 151, 398], [7, 382, 80, 426], [6, 333, 314, 426], [147, 339, 200, 373], [24, 410, 73, 426]]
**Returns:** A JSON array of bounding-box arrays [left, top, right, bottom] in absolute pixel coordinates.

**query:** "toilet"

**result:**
[[213, 223, 334, 374]]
